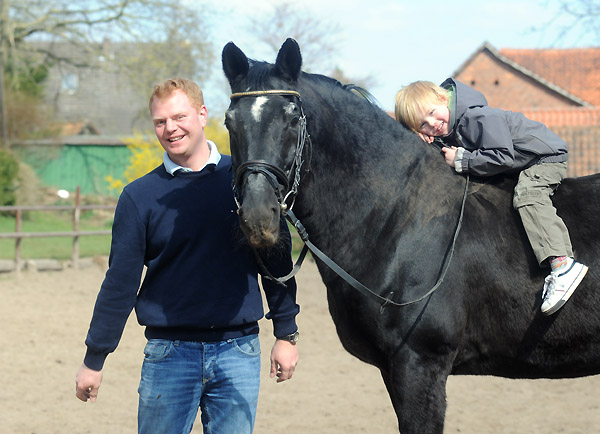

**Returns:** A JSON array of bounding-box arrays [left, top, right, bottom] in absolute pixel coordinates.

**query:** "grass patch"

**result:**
[[0, 209, 112, 260], [0, 209, 306, 262]]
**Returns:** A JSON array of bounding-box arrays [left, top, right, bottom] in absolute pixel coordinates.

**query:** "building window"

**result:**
[[61, 73, 79, 95]]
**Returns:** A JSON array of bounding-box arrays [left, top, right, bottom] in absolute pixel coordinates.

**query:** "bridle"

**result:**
[[230, 90, 309, 213], [229, 89, 469, 310]]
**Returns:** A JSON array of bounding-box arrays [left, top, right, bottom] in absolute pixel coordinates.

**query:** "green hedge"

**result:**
[[0, 148, 18, 206]]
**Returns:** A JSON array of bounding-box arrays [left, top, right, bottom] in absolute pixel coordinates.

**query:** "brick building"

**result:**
[[452, 42, 600, 177]]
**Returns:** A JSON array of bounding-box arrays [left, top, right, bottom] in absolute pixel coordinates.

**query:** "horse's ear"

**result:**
[[222, 42, 249, 87], [274, 38, 302, 82]]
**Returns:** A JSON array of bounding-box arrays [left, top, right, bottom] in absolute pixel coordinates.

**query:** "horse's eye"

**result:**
[[290, 116, 300, 126]]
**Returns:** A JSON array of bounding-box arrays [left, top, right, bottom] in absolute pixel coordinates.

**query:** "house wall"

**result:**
[[551, 126, 600, 177], [455, 52, 581, 111], [44, 63, 150, 136], [520, 108, 600, 177]]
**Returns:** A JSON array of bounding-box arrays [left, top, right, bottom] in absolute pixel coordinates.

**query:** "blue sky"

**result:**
[[205, 0, 597, 112]]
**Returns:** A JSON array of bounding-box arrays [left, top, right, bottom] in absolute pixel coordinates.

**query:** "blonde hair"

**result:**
[[149, 78, 204, 113], [395, 81, 450, 133]]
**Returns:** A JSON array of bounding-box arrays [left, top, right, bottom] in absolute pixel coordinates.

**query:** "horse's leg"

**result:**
[[381, 354, 450, 434]]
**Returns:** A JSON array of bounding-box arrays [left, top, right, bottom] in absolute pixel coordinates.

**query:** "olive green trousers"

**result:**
[[513, 162, 572, 266]]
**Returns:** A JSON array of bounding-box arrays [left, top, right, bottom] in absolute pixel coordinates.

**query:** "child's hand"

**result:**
[[417, 132, 434, 143], [441, 146, 458, 167]]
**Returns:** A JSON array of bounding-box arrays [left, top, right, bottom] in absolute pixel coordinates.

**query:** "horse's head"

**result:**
[[222, 38, 307, 248]]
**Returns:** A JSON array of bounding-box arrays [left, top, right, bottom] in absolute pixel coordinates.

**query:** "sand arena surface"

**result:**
[[1, 258, 599, 433]]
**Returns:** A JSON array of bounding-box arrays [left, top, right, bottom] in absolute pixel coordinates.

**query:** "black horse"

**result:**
[[222, 38, 600, 433]]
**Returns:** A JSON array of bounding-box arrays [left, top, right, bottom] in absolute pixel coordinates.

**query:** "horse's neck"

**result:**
[[293, 130, 469, 297], [297, 84, 465, 227], [296, 122, 462, 243]]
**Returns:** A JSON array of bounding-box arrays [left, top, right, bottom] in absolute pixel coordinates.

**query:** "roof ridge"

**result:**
[[500, 46, 600, 53]]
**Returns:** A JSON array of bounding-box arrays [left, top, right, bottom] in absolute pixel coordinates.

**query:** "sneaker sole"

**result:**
[[542, 264, 589, 316]]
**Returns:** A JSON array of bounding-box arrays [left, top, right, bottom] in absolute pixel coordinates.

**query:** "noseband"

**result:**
[[229, 90, 309, 213]]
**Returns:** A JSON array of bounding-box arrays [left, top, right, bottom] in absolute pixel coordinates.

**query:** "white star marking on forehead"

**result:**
[[251, 96, 268, 122]]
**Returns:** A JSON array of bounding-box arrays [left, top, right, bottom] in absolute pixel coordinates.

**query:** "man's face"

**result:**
[[416, 101, 450, 140], [151, 90, 207, 161]]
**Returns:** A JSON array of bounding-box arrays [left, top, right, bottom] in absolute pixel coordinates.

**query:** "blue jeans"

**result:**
[[137, 335, 261, 434]]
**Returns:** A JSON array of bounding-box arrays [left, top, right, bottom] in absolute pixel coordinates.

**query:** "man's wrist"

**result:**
[[277, 331, 299, 344]]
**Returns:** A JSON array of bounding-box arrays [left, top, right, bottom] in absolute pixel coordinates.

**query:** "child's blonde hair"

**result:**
[[395, 81, 450, 133]]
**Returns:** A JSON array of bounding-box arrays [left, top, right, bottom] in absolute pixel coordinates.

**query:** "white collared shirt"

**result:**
[[163, 140, 222, 176]]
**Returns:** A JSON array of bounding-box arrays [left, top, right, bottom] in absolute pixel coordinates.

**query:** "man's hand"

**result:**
[[270, 339, 299, 383], [75, 364, 103, 402]]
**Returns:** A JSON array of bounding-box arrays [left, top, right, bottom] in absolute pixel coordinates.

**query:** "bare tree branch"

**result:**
[[246, 1, 373, 88], [0, 0, 215, 146], [537, 0, 600, 45], [247, 2, 341, 73]]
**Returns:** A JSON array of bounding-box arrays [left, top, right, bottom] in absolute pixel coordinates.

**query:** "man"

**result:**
[[75, 78, 300, 434]]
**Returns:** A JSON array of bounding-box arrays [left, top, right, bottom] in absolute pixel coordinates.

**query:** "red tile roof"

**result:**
[[499, 47, 600, 106], [522, 107, 600, 127]]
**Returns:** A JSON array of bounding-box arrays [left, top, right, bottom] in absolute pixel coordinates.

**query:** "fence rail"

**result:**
[[0, 187, 114, 272]]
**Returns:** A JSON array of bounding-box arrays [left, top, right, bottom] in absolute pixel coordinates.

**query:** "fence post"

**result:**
[[15, 208, 22, 273], [72, 186, 81, 269]]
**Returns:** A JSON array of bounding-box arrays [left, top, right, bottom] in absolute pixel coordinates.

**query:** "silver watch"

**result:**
[[279, 331, 299, 344]]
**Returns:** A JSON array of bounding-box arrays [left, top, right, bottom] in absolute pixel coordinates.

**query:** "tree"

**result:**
[[539, 0, 600, 44], [0, 0, 215, 147], [0, 147, 18, 206], [246, 2, 374, 90], [247, 2, 340, 74], [1, 55, 60, 140]]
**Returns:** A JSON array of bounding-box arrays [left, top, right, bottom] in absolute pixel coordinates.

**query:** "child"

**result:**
[[395, 78, 588, 316]]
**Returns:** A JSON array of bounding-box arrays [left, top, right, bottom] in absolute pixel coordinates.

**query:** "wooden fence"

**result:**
[[0, 189, 304, 273], [0, 188, 114, 272]]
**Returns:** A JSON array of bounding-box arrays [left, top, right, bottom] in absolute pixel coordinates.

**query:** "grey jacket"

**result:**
[[439, 78, 568, 176]]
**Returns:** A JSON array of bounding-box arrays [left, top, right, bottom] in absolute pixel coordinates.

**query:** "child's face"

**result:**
[[416, 100, 450, 140]]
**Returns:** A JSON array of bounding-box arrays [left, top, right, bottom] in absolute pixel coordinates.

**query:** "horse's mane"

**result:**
[[246, 59, 383, 114], [245, 60, 273, 88], [302, 72, 385, 114], [342, 83, 381, 107]]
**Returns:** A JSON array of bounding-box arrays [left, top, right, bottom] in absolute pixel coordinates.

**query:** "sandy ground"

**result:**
[[1, 258, 600, 434]]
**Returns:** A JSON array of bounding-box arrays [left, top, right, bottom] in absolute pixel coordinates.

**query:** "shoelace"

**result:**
[[542, 274, 557, 300]]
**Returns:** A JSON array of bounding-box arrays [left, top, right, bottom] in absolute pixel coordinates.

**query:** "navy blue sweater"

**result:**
[[84, 155, 299, 370]]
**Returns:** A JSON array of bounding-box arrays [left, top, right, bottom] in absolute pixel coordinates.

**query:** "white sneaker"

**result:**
[[541, 258, 588, 316]]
